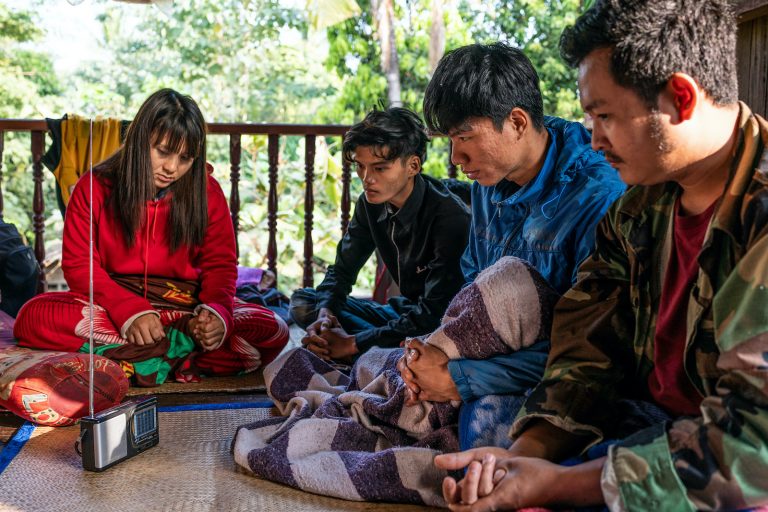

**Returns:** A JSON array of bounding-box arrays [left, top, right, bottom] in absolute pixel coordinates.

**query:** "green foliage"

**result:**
[[0, 2, 63, 246], [0, 3, 61, 117], [69, 0, 333, 122], [319, 0, 584, 123], [319, 0, 474, 124], [0, 3, 39, 42], [321, 4, 387, 123], [468, 0, 583, 120]]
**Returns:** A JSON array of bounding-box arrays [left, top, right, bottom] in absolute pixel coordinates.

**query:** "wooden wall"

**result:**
[[736, 1, 768, 117]]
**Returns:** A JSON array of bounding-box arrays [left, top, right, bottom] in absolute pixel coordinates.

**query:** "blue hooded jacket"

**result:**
[[450, 116, 626, 401]]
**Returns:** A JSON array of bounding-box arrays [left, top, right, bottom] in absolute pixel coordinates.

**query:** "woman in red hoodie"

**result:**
[[14, 89, 289, 386]]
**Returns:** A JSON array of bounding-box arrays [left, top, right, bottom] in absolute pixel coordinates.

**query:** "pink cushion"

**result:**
[[0, 343, 129, 426]]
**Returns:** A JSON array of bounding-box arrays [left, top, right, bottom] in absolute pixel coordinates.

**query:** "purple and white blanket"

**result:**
[[232, 256, 558, 506]]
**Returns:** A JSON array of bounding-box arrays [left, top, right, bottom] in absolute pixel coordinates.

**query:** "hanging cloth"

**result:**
[[53, 114, 123, 207]]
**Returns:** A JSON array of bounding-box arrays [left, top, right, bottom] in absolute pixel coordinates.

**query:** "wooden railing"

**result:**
[[0, 119, 457, 292]]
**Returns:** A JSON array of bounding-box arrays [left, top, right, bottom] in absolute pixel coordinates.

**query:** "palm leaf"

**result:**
[[306, 0, 362, 31]]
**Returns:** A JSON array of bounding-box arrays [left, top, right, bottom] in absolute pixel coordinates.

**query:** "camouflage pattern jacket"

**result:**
[[512, 103, 768, 511]]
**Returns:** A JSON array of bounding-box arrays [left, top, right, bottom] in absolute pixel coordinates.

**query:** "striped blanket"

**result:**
[[232, 257, 558, 505]]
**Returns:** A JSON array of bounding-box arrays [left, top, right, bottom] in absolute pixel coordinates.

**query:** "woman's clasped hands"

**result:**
[[188, 308, 225, 351]]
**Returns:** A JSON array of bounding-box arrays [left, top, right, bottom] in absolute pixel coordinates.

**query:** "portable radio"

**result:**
[[77, 396, 160, 472]]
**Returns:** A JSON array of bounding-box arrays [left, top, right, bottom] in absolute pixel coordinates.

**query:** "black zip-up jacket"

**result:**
[[316, 174, 471, 352]]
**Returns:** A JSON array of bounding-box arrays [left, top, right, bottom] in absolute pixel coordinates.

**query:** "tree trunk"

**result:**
[[429, 0, 445, 74], [373, 0, 402, 106]]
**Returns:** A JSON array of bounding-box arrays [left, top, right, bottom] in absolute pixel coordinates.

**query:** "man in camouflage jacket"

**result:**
[[433, 1, 768, 511]]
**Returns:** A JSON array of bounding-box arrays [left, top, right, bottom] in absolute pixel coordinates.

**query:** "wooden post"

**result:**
[[229, 133, 241, 259], [0, 131, 4, 217], [31, 130, 47, 293], [303, 135, 316, 288], [267, 134, 279, 284], [341, 132, 352, 235]]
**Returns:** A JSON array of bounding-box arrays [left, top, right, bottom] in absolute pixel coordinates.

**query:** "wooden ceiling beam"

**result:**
[[735, 0, 768, 23]]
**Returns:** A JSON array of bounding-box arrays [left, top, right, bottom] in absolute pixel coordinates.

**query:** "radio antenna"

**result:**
[[88, 118, 95, 418]]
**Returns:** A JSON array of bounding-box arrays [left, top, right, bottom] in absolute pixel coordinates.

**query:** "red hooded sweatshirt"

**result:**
[[62, 170, 237, 339]]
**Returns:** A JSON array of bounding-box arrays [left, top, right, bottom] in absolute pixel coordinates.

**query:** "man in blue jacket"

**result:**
[[399, 42, 625, 449]]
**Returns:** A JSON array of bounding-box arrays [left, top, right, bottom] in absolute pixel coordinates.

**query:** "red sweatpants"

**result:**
[[14, 292, 289, 377]]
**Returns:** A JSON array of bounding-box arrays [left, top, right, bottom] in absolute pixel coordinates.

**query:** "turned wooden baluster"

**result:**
[[31, 130, 47, 292], [229, 133, 241, 259], [340, 132, 351, 236], [267, 134, 279, 286], [0, 131, 4, 217], [302, 135, 316, 288]]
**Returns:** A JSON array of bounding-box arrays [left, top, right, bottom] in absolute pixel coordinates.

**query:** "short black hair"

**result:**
[[422, 42, 544, 134], [560, 0, 737, 107], [342, 107, 429, 165]]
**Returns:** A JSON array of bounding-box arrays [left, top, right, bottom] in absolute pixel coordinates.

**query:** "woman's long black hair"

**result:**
[[97, 88, 208, 252]]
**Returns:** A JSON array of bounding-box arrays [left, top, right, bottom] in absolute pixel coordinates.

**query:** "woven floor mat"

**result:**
[[124, 325, 305, 396], [0, 405, 438, 512], [124, 372, 266, 396], [0, 426, 18, 445]]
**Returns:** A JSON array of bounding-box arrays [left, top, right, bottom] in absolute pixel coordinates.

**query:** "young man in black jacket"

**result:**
[[290, 107, 470, 361]]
